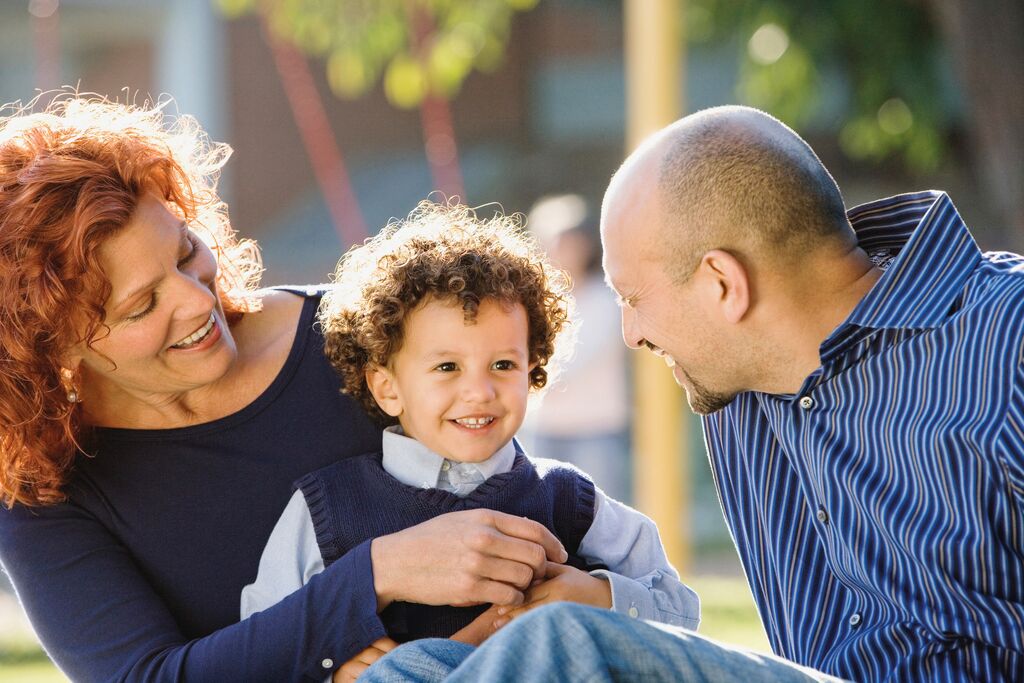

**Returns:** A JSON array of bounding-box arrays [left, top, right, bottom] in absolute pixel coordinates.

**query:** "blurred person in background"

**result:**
[[524, 194, 632, 503], [0, 96, 568, 682]]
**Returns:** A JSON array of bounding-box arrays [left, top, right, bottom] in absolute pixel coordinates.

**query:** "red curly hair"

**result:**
[[0, 95, 262, 508]]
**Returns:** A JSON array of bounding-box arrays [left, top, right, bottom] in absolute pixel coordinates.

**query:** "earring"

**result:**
[[61, 368, 82, 404]]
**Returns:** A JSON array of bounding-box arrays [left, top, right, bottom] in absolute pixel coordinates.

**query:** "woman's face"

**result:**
[[69, 194, 238, 408]]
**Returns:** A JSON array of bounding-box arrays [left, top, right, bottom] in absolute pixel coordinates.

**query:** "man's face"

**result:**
[[601, 174, 737, 415]]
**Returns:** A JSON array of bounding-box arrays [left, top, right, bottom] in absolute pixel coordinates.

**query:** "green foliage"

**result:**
[[215, 0, 539, 109], [689, 0, 949, 173]]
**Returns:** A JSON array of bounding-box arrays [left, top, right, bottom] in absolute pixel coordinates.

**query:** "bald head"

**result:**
[[605, 106, 853, 282]]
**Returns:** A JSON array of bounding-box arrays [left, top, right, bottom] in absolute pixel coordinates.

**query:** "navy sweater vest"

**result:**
[[295, 451, 600, 642]]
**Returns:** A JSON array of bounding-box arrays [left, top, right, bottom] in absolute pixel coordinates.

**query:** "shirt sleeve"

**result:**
[[577, 488, 701, 630], [241, 490, 325, 619], [0, 495, 386, 683]]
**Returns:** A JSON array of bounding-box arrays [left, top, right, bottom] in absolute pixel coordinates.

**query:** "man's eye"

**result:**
[[492, 360, 516, 371], [436, 362, 458, 372]]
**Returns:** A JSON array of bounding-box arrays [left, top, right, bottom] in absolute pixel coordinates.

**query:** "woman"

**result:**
[[0, 96, 565, 682]]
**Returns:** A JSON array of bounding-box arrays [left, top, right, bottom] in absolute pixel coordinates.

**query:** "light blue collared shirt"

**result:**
[[381, 426, 515, 492]]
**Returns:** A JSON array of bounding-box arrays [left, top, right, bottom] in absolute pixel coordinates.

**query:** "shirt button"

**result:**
[[321, 658, 334, 669], [628, 606, 640, 618], [848, 613, 862, 627], [441, 461, 451, 471], [816, 507, 829, 524], [799, 396, 814, 410]]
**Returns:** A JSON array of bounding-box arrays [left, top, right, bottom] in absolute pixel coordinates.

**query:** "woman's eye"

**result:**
[[492, 360, 516, 371], [436, 362, 458, 372], [126, 294, 158, 322], [179, 233, 199, 267]]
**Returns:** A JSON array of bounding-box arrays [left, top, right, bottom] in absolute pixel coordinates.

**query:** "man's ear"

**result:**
[[365, 364, 403, 418], [698, 249, 751, 324]]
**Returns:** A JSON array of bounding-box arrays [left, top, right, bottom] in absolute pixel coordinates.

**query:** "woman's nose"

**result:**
[[169, 267, 218, 319]]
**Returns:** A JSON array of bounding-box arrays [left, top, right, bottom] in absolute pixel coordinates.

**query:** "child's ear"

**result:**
[[365, 364, 403, 417]]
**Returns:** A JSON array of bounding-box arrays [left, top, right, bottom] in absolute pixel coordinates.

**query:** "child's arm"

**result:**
[[241, 490, 324, 619], [498, 489, 700, 629]]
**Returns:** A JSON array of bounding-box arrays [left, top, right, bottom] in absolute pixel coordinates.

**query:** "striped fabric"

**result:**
[[704, 191, 1024, 682]]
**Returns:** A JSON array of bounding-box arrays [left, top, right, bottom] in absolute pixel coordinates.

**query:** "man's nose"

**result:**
[[620, 308, 644, 349]]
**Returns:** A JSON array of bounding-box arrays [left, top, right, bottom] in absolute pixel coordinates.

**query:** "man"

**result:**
[[365, 106, 1024, 682]]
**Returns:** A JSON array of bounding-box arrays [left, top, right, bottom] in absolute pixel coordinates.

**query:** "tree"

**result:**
[[689, 0, 1023, 245], [216, 0, 539, 109]]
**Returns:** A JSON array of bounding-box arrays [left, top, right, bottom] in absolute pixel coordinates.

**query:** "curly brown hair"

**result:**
[[319, 201, 574, 424], [0, 95, 262, 508]]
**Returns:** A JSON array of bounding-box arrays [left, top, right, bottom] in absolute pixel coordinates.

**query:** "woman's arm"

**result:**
[[0, 499, 385, 683], [2, 499, 566, 682]]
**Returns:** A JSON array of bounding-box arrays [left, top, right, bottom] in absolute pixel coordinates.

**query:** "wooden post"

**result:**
[[624, 0, 690, 573]]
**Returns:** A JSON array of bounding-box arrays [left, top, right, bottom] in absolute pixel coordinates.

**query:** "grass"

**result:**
[[687, 574, 771, 652], [0, 572, 768, 681]]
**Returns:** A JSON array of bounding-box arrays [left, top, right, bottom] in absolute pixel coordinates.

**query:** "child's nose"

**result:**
[[461, 373, 497, 402]]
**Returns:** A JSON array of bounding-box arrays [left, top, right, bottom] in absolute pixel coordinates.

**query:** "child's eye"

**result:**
[[492, 360, 516, 371], [435, 362, 458, 372]]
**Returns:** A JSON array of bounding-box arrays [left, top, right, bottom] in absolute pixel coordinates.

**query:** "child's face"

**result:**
[[367, 297, 535, 463]]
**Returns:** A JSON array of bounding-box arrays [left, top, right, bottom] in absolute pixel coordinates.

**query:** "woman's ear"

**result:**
[[365, 364, 403, 417], [698, 249, 751, 324]]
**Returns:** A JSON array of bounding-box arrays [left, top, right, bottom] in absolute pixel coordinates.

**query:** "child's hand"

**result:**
[[492, 562, 611, 627], [332, 637, 398, 682], [450, 603, 506, 646]]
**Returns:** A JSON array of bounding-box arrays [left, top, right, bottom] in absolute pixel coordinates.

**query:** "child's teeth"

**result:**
[[456, 417, 494, 429]]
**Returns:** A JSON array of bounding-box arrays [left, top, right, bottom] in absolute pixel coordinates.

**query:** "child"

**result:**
[[241, 201, 699, 672]]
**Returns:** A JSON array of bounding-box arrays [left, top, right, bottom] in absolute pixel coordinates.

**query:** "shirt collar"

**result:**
[[819, 191, 981, 359], [380, 426, 517, 489]]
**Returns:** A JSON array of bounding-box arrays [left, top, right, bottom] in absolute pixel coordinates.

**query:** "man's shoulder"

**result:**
[[958, 255, 1024, 345]]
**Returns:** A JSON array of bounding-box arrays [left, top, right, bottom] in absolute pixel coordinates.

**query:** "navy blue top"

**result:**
[[298, 451, 599, 642], [0, 287, 386, 682], [707, 192, 1024, 682]]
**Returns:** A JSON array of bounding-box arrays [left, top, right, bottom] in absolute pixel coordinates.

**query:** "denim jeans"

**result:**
[[362, 603, 849, 682]]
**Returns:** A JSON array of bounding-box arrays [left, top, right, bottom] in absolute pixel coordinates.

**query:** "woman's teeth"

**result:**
[[171, 314, 215, 349], [454, 417, 494, 429]]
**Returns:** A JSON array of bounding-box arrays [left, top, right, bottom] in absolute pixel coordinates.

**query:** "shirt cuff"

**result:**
[[590, 569, 700, 630], [591, 569, 648, 620]]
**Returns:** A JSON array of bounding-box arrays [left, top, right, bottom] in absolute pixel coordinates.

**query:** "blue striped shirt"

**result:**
[[705, 191, 1024, 682]]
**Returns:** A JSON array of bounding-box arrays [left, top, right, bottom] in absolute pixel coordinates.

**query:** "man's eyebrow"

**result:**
[[111, 222, 189, 313]]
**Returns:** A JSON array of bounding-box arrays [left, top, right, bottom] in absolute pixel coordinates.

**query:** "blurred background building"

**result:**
[[0, 0, 1021, 675]]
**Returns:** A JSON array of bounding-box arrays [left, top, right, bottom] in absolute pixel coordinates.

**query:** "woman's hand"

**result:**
[[492, 562, 612, 627], [332, 637, 398, 682], [370, 509, 568, 610]]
